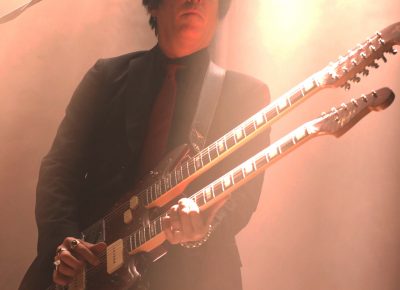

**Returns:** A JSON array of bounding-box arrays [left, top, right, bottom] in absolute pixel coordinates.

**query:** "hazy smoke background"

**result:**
[[0, 1, 399, 289]]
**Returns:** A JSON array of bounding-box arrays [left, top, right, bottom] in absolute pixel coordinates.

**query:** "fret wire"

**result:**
[[186, 161, 190, 177], [174, 169, 178, 185], [214, 142, 220, 156], [161, 179, 166, 193], [157, 180, 162, 197], [168, 174, 172, 190], [129, 234, 133, 252], [193, 156, 197, 171], [200, 153, 204, 167], [223, 135, 228, 151]]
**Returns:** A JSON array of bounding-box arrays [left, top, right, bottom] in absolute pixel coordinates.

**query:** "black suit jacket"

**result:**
[[19, 47, 270, 290]]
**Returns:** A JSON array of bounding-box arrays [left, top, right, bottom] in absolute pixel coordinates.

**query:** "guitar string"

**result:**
[[50, 35, 384, 288], [99, 107, 273, 223], [66, 149, 272, 281]]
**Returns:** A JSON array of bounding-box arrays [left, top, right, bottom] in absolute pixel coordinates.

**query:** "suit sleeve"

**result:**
[[211, 77, 270, 238], [19, 60, 109, 290]]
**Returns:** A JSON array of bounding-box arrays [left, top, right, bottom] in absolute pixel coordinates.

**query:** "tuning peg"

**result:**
[[352, 76, 361, 83], [342, 82, 351, 91], [369, 45, 377, 52], [351, 59, 358, 66], [362, 68, 370, 76], [351, 99, 359, 107], [329, 72, 339, 80], [381, 55, 388, 63], [369, 61, 379, 69], [376, 31, 382, 38], [361, 94, 368, 103], [389, 47, 398, 55], [341, 103, 348, 110], [360, 52, 367, 59], [342, 67, 348, 74], [379, 38, 385, 46]]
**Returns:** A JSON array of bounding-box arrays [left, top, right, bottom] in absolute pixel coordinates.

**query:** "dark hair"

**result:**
[[142, 0, 232, 32]]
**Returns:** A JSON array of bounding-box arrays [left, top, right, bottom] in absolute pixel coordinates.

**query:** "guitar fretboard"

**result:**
[[140, 76, 321, 206], [126, 124, 316, 252]]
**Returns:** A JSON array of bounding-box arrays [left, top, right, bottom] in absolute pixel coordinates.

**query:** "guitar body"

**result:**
[[45, 21, 400, 290], [97, 144, 190, 245]]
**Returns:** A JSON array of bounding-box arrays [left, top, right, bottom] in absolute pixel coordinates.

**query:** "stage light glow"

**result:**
[[256, 0, 323, 61]]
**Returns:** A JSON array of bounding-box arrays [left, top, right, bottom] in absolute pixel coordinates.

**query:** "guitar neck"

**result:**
[[124, 88, 394, 255], [142, 74, 323, 207], [140, 22, 400, 210]]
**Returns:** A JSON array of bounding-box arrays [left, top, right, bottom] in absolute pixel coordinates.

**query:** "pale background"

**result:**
[[0, 1, 399, 289]]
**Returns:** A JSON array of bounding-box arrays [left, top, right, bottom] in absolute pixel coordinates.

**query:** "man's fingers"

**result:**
[[58, 250, 84, 271], [63, 239, 100, 266], [162, 216, 180, 244], [75, 244, 101, 266], [58, 262, 76, 277], [53, 267, 72, 286], [87, 241, 107, 255]]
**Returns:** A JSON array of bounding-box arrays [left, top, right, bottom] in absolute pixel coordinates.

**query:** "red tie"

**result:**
[[139, 63, 181, 174]]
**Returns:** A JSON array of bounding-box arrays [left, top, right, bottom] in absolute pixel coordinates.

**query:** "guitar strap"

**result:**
[[189, 61, 226, 152]]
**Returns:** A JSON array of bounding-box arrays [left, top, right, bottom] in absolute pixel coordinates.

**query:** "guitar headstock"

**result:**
[[318, 22, 400, 90], [317, 88, 395, 137]]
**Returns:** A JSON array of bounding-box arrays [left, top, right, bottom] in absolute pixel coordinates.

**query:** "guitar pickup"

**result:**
[[106, 239, 124, 274]]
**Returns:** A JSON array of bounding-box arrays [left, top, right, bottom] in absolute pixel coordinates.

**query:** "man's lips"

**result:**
[[180, 9, 204, 20]]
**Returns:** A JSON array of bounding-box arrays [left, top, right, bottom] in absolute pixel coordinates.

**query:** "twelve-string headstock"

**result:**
[[318, 22, 400, 90]]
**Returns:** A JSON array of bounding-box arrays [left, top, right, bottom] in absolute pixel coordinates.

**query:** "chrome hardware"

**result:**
[[381, 55, 388, 63], [342, 67, 348, 73], [149, 171, 159, 176], [370, 61, 379, 69], [351, 59, 358, 66], [343, 82, 351, 91], [378, 38, 385, 45], [351, 99, 358, 107], [362, 68, 370, 76], [341, 103, 348, 110], [372, 90, 378, 98], [369, 45, 376, 52], [389, 47, 398, 55], [361, 94, 368, 102], [376, 31, 382, 38], [352, 76, 361, 83], [360, 52, 367, 59]]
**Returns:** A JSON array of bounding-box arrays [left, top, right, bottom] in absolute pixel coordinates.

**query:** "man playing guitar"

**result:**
[[19, 0, 269, 289]]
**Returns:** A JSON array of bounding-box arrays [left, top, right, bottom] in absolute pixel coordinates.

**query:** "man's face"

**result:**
[[152, 0, 219, 56]]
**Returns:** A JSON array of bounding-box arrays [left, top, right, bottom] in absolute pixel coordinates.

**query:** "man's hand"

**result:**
[[52, 237, 106, 286], [162, 197, 226, 245]]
